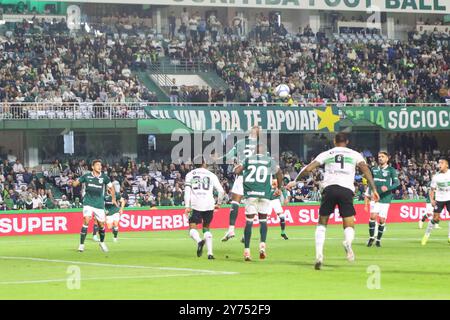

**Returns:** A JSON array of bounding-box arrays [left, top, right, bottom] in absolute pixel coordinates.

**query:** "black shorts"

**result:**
[[434, 201, 450, 214], [189, 210, 214, 225], [319, 185, 356, 218]]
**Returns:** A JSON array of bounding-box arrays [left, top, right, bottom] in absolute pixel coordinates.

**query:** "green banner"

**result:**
[[343, 107, 450, 131], [143, 105, 340, 133]]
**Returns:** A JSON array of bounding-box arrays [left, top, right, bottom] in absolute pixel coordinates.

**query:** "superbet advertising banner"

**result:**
[[0, 202, 448, 236]]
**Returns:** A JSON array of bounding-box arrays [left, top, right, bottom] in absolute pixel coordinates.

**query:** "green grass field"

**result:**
[[0, 222, 449, 299]]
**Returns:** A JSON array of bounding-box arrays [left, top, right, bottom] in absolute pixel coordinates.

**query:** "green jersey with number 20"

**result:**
[[242, 154, 278, 199]]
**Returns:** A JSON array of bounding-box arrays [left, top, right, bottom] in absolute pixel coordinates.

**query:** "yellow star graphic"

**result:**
[[315, 106, 340, 132]]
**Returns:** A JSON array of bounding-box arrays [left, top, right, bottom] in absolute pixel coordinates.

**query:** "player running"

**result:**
[[220, 126, 263, 242], [105, 189, 126, 243], [235, 144, 283, 261], [419, 183, 441, 229], [270, 179, 290, 240], [184, 157, 225, 259], [72, 159, 117, 252], [287, 133, 379, 270], [421, 158, 450, 245], [364, 152, 399, 247]]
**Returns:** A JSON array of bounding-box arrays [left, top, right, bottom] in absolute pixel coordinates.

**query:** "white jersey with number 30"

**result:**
[[314, 147, 366, 192], [184, 168, 225, 212]]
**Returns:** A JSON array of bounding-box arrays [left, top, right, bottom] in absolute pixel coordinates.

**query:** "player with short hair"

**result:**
[[184, 157, 225, 259], [364, 151, 399, 247], [221, 126, 264, 242], [105, 189, 126, 242], [421, 158, 450, 245], [72, 159, 116, 252], [287, 132, 379, 270], [235, 144, 283, 261]]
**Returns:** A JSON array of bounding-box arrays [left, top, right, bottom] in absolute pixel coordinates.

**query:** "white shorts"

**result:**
[[231, 175, 244, 196], [270, 199, 284, 215], [106, 213, 120, 224], [83, 205, 106, 223], [370, 201, 390, 219], [245, 198, 271, 215], [426, 203, 433, 214]]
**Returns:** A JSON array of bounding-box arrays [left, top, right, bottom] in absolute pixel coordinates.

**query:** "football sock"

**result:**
[[99, 227, 106, 242], [344, 227, 355, 246], [377, 224, 385, 241], [315, 225, 326, 260], [229, 202, 239, 227], [93, 224, 98, 236], [189, 229, 202, 243], [425, 219, 436, 237], [279, 214, 286, 233], [244, 219, 253, 249], [204, 231, 213, 255], [259, 219, 268, 243], [80, 224, 88, 245], [369, 219, 376, 238], [421, 214, 428, 222], [112, 227, 119, 238]]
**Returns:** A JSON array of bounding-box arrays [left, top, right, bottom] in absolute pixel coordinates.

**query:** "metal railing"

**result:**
[[0, 102, 448, 120]]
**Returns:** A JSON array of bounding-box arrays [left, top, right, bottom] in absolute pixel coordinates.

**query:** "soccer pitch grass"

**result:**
[[0, 222, 449, 300]]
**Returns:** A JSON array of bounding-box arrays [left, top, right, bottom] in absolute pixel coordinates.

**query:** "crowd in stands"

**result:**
[[0, 10, 448, 108], [1, 134, 449, 211]]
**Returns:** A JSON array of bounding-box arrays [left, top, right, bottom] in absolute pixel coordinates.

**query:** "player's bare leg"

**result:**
[[278, 212, 288, 240], [107, 220, 119, 243], [78, 215, 91, 252], [342, 216, 355, 262], [367, 212, 378, 247], [222, 194, 241, 241], [243, 214, 254, 261], [97, 220, 108, 252], [314, 215, 329, 270], [258, 213, 268, 259], [422, 213, 440, 245], [188, 223, 205, 257]]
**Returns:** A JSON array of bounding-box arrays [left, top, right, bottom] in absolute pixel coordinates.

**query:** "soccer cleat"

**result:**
[[113, 238, 118, 243], [375, 240, 381, 248], [314, 255, 323, 270], [93, 235, 100, 242], [244, 249, 252, 261], [367, 238, 375, 247], [207, 255, 215, 260], [421, 234, 429, 246], [281, 233, 289, 240], [240, 236, 245, 244], [197, 240, 205, 257], [418, 220, 424, 229], [78, 244, 84, 252], [99, 242, 109, 252], [259, 243, 266, 260], [221, 231, 235, 242], [343, 241, 355, 262], [435, 224, 441, 229]]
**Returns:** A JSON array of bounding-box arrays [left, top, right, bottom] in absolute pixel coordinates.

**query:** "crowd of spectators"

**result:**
[[1, 135, 449, 211]]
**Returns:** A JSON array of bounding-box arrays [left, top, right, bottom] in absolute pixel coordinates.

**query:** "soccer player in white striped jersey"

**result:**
[[184, 157, 225, 259], [421, 158, 450, 245], [287, 133, 379, 270]]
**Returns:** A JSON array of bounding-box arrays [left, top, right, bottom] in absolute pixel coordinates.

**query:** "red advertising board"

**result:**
[[0, 202, 448, 236]]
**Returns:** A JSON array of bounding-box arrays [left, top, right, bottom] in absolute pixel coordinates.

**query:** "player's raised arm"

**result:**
[[358, 162, 380, 202]]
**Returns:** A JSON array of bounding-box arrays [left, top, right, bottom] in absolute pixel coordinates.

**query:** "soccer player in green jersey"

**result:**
[[72, 159, 117, 252], [235, 144, 283, 261], [364, 152, 399, 247], [220, 126, 262, 242], [105, 189, 126, 243]]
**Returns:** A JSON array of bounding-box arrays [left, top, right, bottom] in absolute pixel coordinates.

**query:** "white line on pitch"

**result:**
[[0, 256, 238, 275], [0, 273, 221, 285]]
